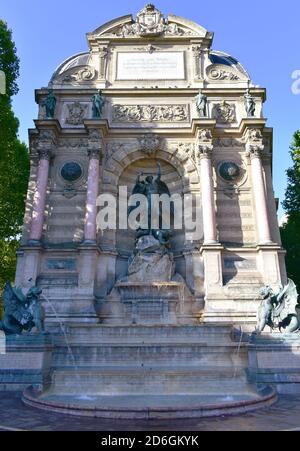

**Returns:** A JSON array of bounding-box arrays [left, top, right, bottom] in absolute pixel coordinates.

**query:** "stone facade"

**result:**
[[15, 5, 286, 327]]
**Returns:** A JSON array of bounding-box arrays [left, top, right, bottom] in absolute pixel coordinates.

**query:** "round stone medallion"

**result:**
[[61, 162, 83, 183], [219, 162, 240, 182]]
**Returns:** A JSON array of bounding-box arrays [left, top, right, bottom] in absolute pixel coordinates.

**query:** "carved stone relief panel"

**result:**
[[112, 104, 189, 122]]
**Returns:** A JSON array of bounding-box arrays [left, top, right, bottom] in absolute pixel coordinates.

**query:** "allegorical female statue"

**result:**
[[244, 89, 256, 117], [129, 162, 173, 245], [195, 89, 208, 117], [42, 89, 57, 119], [92, 90, 105, 118]]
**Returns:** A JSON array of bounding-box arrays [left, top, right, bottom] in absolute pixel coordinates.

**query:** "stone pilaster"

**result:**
[[98, 45, 108, 80], [192, 45, 201, 80]]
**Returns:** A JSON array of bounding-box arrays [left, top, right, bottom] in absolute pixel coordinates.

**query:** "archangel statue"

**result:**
[[129, 162, 173, 245], [42, 89, 57, 119], [256, 279, 299, 334], [0, 281, 45, 335]]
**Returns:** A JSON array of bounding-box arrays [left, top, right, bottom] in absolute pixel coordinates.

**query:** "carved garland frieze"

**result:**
[[112, 104, 189, 122]]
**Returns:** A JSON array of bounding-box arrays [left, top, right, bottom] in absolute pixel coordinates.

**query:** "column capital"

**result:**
[[88, 148, 101, 160], [197, 128, 214, 159], [36, 129, 56, 160], [245, 127, 265, 159], [87, 128, 103, 160]]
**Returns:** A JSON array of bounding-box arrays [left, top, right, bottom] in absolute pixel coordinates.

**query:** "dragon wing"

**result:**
[[284, 279, 299, 315], [2, 282, 28, 323], [272, 279, 298, 322], [128, 180, 147, 216], [155, 179, 171, 196]]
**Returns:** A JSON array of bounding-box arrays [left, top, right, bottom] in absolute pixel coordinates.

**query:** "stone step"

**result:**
[[48, 366, 254, 396], [50, 324, 235, 345], [52, 342, 247, 367]]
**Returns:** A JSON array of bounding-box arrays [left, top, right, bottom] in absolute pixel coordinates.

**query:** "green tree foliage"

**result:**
[[0, 20, 30, 293], [281, 131, 300, 293]]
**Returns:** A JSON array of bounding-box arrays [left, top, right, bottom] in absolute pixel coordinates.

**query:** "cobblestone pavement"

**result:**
[[0, 393, 299, 431]]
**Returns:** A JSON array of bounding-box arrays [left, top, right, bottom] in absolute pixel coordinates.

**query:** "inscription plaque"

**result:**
[[117, 52, 185, 80]]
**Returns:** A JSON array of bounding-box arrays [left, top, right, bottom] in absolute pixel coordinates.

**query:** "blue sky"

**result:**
[[1, 0, 299, 217]]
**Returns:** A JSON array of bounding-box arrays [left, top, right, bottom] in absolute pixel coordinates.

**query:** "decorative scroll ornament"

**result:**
[[117, 4, 193, 37], [138, 134, 161, 156], [112, 104, 189, 122], [212, 101, 236, 124], [207, 65, 241, 81], [61, 66, 97, 84], [65, 102, 88, 125]]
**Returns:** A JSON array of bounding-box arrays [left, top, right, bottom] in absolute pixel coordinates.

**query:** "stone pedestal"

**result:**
[[248, 333, 300, 394], [0, 334, 53, 391], [116, 281, 185, 325]]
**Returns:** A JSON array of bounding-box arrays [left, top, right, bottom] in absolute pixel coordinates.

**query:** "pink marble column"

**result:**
[[84, 149, 100, 243], [250, 151, 273, 244], [199, 146, 218, 245], [29, 150, 51, 242]]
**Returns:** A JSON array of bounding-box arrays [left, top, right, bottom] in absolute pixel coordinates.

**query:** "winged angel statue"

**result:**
[[256, 279, 300, 334], [0, 281, 45, 335], [129, 162, 173, 245]]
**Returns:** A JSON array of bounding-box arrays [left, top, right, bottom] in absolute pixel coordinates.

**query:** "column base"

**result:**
[[82, 239, 97, 246], [27, 239, 42, 247]]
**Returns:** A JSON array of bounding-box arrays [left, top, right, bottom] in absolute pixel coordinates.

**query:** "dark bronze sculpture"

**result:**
[[195, 90, 208, 117], [42, 89, 57, 119], [129, 162, 173, 245], [92, 90, 105, 118], [244, 89, 256, 117], [0, 281, 45, 335], [256, 279, 299, 334]]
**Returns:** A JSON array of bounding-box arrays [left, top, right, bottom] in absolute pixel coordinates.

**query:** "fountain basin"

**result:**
[[23, 385, 277, 419]]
